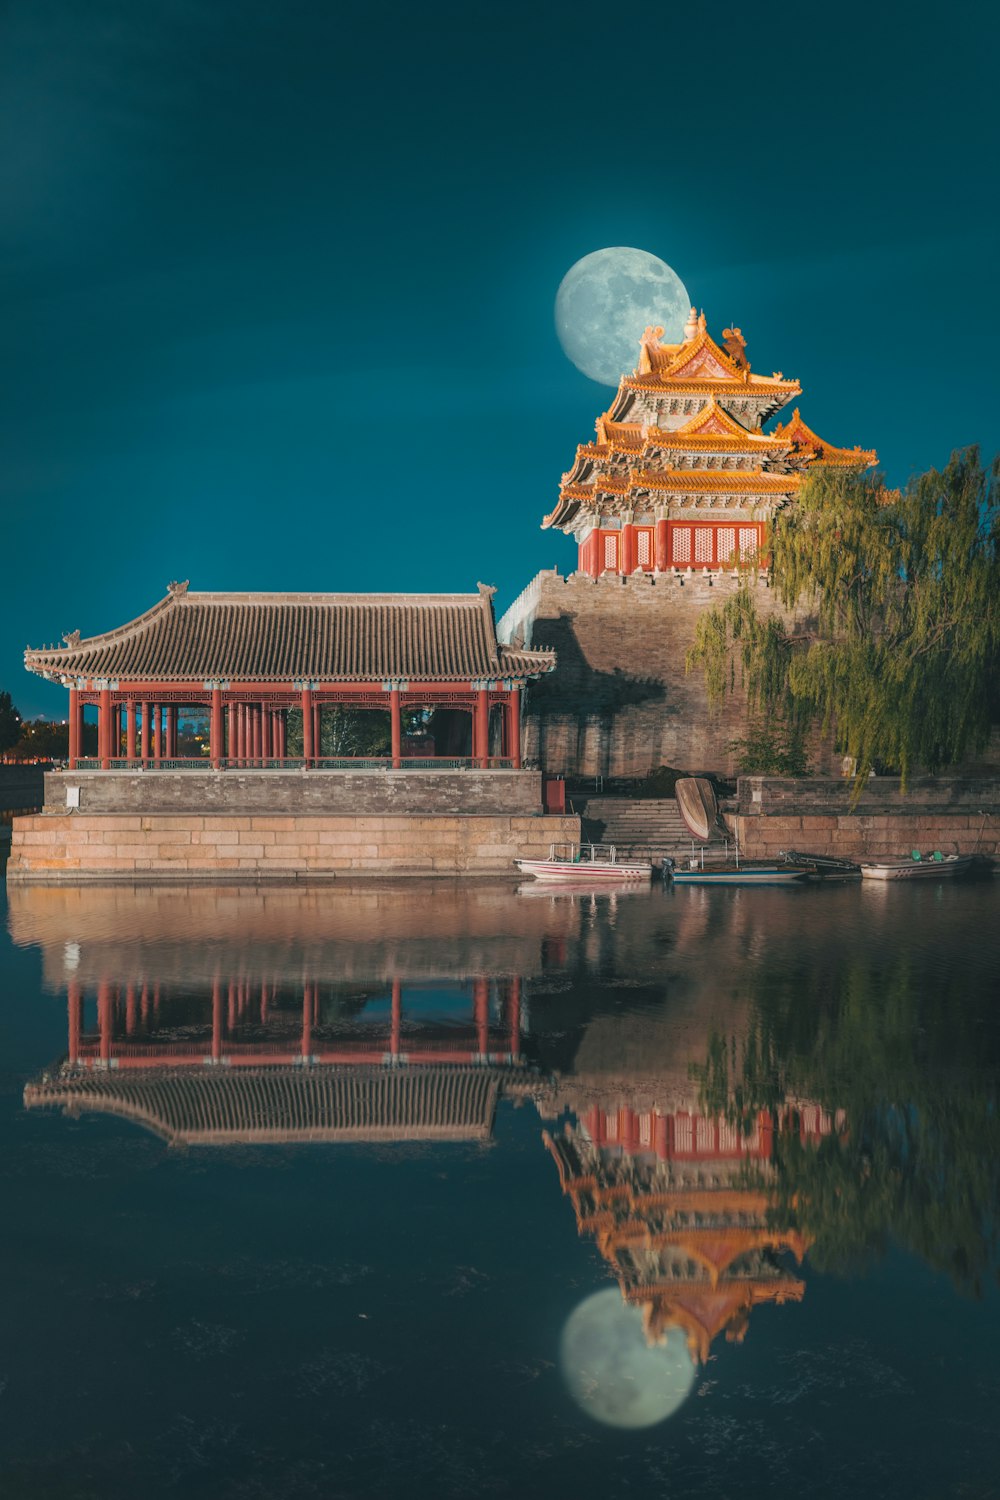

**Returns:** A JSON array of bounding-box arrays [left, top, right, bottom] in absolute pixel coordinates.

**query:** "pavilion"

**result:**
[[23, 580, 555, 771]]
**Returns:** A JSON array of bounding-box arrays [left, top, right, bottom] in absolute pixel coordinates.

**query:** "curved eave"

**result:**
[[634, 470, 799, 494], [498, 646, 556, 679], [24, 586, 522, 686]]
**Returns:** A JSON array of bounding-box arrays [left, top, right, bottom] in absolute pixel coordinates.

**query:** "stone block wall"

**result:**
[[6, 812, 581, 883], [42, 768, 543, 817], [497, 569, 830, 779], [729, 776, 1000, 859]]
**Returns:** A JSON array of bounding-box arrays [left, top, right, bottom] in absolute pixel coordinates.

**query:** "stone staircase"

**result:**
[[573, 797, 732, 865]]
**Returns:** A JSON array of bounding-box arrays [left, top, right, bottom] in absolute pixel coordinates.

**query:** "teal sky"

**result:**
[[2, 0, 998, 716]]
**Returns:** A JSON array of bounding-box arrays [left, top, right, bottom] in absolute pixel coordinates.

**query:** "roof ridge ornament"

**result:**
[[476, 582, 497, 599], [167, 579, 190, 598], [683, 307, 698, 342], [722, 326, 749, 370], [63, 630, 81, 648]]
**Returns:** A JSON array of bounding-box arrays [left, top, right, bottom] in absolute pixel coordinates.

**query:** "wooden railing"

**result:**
[[71, 757, 519, 772]]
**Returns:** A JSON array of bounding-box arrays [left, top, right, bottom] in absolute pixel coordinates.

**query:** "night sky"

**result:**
[[2, 0, 997, 716]]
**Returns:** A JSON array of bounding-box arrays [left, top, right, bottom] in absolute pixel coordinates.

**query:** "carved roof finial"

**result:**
[[683, 306, 699, 342], [63, 630, 81, 649], [697, 309, 707, 333], [641, 324, 665, 348], [722, 326, 749, 369], [167, 580, 190, 598]]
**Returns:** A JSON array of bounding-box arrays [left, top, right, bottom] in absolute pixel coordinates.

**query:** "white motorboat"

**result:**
[[515, 842, 653, 883], [860, 853, 974, 881]]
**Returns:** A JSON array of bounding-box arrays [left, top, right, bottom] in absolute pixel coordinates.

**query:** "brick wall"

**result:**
[[6, 812, 582, 882], [498, 569, 830, 779], [42, 768, 543, 816], [729, 775, 1000, 859]]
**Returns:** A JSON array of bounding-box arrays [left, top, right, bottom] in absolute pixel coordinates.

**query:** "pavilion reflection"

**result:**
[[14, 879, 845, 1368], [24, 972, 529, 1146]]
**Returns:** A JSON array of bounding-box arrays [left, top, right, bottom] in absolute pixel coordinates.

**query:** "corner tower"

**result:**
[[498, 314, 875, 778], [545, 311, 874, 578]]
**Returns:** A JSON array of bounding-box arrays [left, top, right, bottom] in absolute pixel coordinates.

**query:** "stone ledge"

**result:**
[[6, 812, 581, 884]]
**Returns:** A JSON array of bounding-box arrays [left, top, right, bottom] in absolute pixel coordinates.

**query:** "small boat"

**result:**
[[665, 857, 812, 886], [515, 842, 653, 883], [860, 852, 975, 881], [675, 777, 720, 842], [780, 849, 862, 880]]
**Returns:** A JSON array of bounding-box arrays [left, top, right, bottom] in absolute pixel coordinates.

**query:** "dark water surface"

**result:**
[[1, 876, 999, 1500]]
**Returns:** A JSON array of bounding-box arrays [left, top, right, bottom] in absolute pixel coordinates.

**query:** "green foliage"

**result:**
[[727, 716, 810, 776], [0, 690, 22, 753], [693, 948, 1000, 1294], [4, 716, 96, 760], [284, 708, 427, 758], [687, 448, 1000, 797]]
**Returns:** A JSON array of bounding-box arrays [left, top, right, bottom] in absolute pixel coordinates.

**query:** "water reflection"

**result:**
[[13, 881, 840, 1379], [6, 877, 1000, 1475]]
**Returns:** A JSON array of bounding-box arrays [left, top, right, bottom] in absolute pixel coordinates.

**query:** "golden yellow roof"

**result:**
[[771, 409, 877, 467]]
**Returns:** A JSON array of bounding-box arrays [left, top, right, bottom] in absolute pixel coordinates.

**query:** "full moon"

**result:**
[[555, 248, 690, 387], [560, 1288, 697, 1428]]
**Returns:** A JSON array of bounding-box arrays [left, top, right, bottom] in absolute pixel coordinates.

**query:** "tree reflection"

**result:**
[[694, 953, 1000, 1294]]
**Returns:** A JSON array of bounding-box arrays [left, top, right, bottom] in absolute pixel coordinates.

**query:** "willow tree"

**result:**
[[687, 446, 1000, 793]]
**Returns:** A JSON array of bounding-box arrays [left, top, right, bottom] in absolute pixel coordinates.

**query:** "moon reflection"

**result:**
[[560, 1287, 696, 1428]]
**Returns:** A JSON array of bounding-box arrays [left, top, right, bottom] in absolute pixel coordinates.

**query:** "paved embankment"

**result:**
[[729, 776, 1000, 860]]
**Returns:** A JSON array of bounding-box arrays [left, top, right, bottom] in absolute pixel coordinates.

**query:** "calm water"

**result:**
[[1, 875, 999, 1500]]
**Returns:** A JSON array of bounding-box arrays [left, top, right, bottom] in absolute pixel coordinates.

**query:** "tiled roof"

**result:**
[[25, 583, 556, 685], [24, 1066, 503, 1145]]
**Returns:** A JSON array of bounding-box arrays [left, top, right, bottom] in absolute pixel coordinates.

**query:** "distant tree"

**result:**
[[687, 447, 1000, 798], [0, 690, 22, 753]]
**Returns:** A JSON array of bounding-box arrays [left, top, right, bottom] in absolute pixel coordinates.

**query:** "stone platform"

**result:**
[[6, 811, 580, 882], [5, 768, 580, 883], [728, 776, 1000, 860]]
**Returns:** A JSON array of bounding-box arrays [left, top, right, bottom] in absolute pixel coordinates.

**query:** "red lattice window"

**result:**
[[717, 527, 736, 564], [636, 529, 652, 566], [694, 528, 713, 563], [603, 533, 618, 570], [739, 526, 759, 559], [671, 527, 691, 564]]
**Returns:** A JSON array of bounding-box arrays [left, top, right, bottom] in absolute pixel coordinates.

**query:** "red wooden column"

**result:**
[[98, 980, 113, 1062], [301, 983, 313, 1059], [301, 686, 314, 765], [622, 522, 637, 575], [68, 687, 80, 768], [262, 707, 272, 761], [99, 686, 111, 770], [212, 978, 223, 1062], [313, 703, 322, 762], [390, 977, 402, 1056], [474, 689, 489, 769], [153, 705, 162, 764], [226, 704, 235, 765], [167, 705, 178, 758], [508, 688, 521, 769], [210, 687, 223, 770], [111, 705, 121, 759], [655, 519, 669, 572], [390, 688, 402, 769], [125, 700, 137, 762], [140, 702, 150, 762], [252, 705, 262, 763], [580, 531, 600, 578], [473, 977, 489, 1058], [67, 980, 82, 1065], [507, 975, 521, 1056]]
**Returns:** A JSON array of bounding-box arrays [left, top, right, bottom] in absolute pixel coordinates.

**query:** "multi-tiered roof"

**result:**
[[546, 309, 876, 575]]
